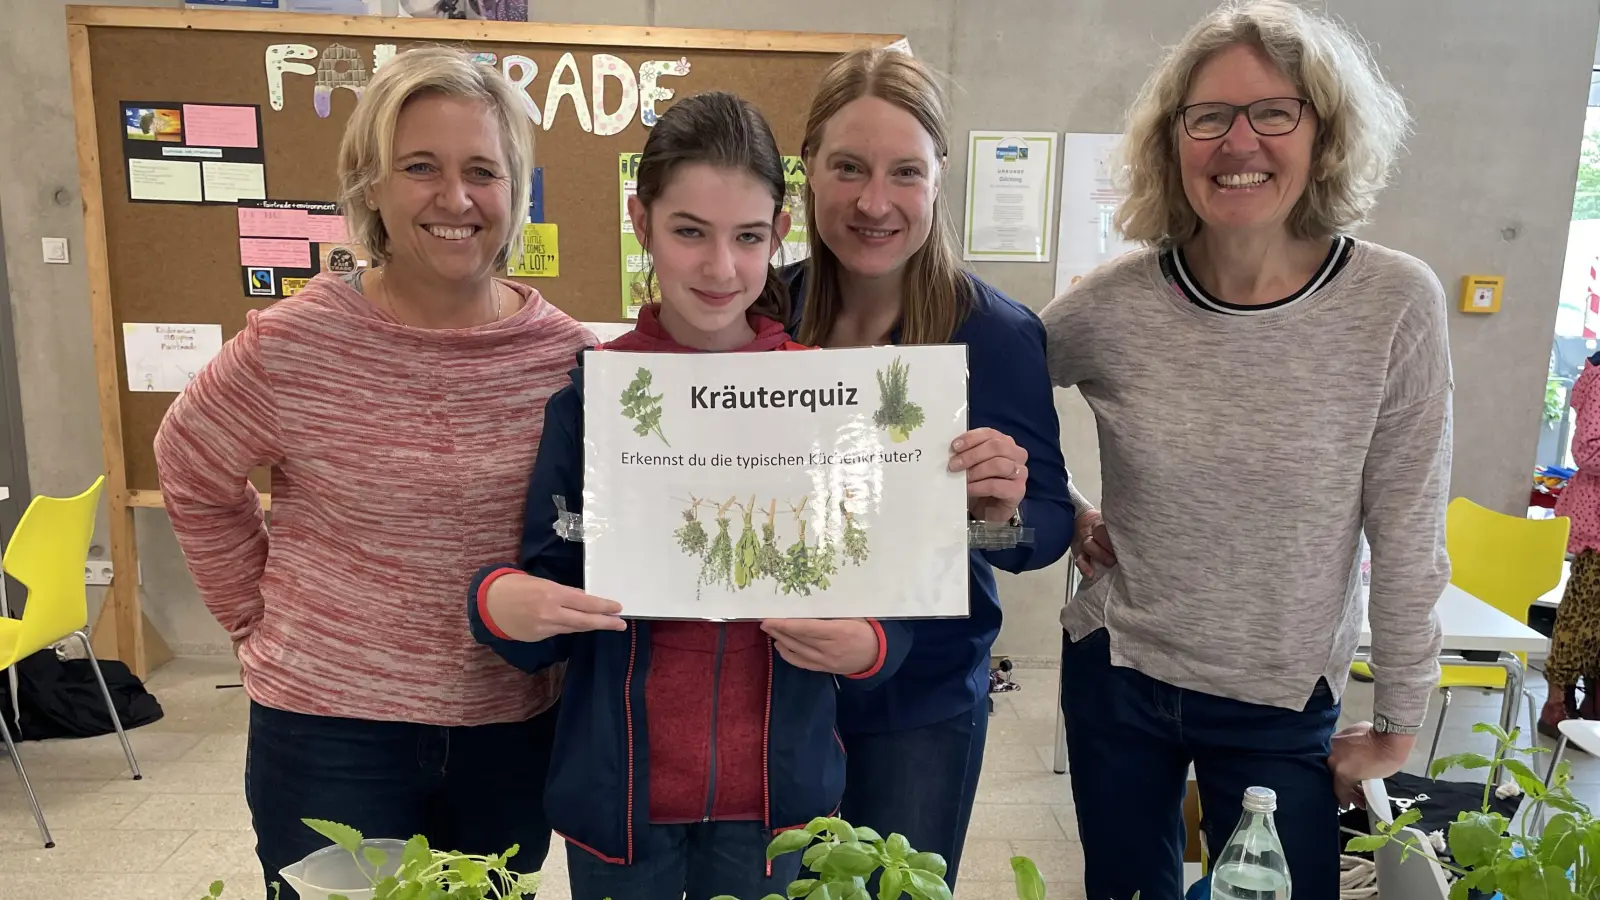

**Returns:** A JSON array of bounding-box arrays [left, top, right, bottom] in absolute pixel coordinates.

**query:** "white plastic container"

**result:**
[[279, 839, 407, 900]]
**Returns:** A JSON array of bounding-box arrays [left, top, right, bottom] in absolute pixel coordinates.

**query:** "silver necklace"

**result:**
[[371, 269, 503, 326]]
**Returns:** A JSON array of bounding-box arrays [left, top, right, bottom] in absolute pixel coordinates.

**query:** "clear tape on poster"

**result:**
[[552, 494, 1032, 549]]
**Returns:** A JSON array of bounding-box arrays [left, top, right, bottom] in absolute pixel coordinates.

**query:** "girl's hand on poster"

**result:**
[[486, 573, 627, 642], [949, 427, 1028, 522], [761, 618, 880, 676]]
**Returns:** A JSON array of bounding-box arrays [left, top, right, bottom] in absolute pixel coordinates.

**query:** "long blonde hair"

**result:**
[[796, 49, 971, 346], [1114, 0, 1411, 246]]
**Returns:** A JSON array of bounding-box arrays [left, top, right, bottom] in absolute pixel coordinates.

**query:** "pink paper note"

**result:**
[[238, 207, 310, 238], [303, 214, 349, 244], [183, 104, 259, 148], [240, 238, 311, 269]]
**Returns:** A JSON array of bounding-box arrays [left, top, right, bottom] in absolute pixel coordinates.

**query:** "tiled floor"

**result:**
[[3, 656, 1600, 899]]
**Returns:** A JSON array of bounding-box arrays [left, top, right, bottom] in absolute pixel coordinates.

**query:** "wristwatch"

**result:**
[[1373, 713, 1422, 736]]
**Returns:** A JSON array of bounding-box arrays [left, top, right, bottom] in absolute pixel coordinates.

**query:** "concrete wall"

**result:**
[[1, 0, 1594, 658]]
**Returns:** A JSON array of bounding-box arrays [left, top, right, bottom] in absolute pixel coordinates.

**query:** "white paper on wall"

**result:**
[[1053, 132, 1140, 295], [123, 323, 223, 393]]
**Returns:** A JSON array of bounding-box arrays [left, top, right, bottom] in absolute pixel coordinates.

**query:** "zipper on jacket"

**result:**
[[624, 626, 638, 864], [763, 638, 774, 877], [702, 623, 727, 822]]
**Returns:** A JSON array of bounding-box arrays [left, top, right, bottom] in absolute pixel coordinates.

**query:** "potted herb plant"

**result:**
[[203, 816, 1054, 900], [1346, 721, 1598, 899]]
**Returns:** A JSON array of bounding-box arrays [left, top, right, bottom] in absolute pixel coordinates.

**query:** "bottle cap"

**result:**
[[1242, 786, 1277, 814]]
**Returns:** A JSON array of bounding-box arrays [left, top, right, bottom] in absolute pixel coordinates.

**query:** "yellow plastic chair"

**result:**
[[1355, 497, 1568, 767], [0, 476, 141, 849]]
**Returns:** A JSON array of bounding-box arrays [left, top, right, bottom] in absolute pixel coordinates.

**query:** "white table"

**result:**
[[1356, 582, 1549, 735]]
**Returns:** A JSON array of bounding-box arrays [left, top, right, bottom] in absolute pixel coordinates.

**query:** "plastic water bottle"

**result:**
[[1209, 786, 1291, 900]]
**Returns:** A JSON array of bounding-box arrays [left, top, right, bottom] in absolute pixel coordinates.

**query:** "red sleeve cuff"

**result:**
[[476, 568, 523, 641], [846, 619, 888, 680]]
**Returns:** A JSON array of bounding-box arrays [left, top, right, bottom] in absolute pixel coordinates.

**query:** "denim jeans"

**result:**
[[564, 821, 803, 900], [838, 697, 989, 890], [1059, 629, 1342, 900], [244, 701, 557, 900]]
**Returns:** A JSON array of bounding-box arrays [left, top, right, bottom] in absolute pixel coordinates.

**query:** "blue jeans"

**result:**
[[564, 821, 803, 900], [839, 697, 989, 889], [245, 701, 557, 900], [1059, 629, 1341, 900]]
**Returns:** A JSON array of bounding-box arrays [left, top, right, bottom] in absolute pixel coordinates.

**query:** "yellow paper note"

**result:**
[[508, 223, 559, 277]]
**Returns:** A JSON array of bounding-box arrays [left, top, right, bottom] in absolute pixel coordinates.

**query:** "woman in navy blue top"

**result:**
[[785, 47, 1075, 890]]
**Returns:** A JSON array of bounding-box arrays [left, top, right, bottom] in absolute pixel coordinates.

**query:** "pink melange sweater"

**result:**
[[154, 272, 594, 727]]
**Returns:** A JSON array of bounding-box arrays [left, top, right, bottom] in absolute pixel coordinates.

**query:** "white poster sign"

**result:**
[[1054, 132, 1140, 295], [962, 131, 1057, 263], [123, 323, 223, 393], [582, 345, 971, 620]]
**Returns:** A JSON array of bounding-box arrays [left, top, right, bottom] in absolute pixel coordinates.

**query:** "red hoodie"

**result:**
[[600, 303, 808, 823]]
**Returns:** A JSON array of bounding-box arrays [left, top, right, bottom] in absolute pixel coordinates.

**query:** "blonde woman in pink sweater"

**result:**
[[1545, 350, 1600, 736], [154, 48, 589, 899]]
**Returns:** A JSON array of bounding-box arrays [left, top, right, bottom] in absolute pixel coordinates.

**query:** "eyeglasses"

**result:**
[[1176, 97, 1311, 140]]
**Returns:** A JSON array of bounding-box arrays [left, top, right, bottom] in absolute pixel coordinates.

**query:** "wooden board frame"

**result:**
[[65, 5, 902, 677]]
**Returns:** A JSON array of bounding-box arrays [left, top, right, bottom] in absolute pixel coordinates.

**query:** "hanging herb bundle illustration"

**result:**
[[873, 355, 925, 443], [674, 496, 709, 556], [733, 495, 762, 589], [840, 499, 869, 566], [700, 497, 736, 588], [620, 366, 669, 446], [674, 493, 868, 596], [756, 500, 785, 581]]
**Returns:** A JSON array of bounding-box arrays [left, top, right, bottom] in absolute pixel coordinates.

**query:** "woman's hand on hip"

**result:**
[[486, 572, 627, 642], [1328, 722, 1415, 807], [762, 618, 880, 676], [949, 427, 1029, 522], [1073, 507, 1117, 577]]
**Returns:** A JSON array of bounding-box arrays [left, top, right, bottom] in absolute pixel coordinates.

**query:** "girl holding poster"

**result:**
[[466, 91, 909, 900], [785, 48, 1078, 890]]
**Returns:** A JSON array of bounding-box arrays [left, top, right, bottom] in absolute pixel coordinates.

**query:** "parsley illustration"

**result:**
[[620, 366, 668, 446]]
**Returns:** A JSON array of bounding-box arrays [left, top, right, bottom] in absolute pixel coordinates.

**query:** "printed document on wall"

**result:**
[[123, 323, 223, 393], [581, 345, 971, 621], [962, 131, 1057, 263], [1054, 133, 1139, 295]]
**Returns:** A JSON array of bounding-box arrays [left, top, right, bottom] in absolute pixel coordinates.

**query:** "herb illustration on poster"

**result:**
[[236, 199, 367, 299], [121, 101, 266, 204], [582, 345, 971, 620]]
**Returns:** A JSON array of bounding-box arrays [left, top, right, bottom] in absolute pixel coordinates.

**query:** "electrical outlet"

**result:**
[[84, 561, 114, 585]]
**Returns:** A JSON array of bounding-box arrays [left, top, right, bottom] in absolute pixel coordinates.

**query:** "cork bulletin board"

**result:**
[[65, 5, 902, 675]]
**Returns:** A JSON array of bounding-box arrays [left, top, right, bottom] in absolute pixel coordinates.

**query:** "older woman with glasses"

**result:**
[[1042, 2, 1452, 898]]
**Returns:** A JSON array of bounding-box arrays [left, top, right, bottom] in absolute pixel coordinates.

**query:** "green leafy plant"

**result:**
[[873, 356, 924, 443], [620, 366, 669, 446], [202, 818, 539, 900], [1345, 721, 1598, 900], [210, 816, 1053, 900], [1546, 377, 1567, 426]]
